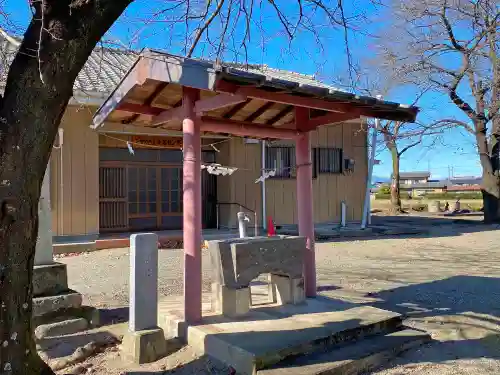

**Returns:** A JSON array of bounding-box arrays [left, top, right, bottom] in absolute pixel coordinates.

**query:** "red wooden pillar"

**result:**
[[295, 107, 316, 297], [182, 87, 203, 323]]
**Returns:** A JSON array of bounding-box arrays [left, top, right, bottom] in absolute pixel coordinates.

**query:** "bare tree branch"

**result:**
[[0, 27, 19, 47], [187, 0, 226, 57]]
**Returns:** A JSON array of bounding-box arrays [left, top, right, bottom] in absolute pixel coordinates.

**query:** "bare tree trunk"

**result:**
[[481, 170, 500, 223], [389, 145, 403, 213], [476, 122, 500, 223], [0, 1, 131, 373]]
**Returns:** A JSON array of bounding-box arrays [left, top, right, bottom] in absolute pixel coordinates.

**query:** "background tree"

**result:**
[[0, 1, 374, 373], [351, 69, 443, 214], [374, 0, 499, 222], [373, 119, 445, 212]]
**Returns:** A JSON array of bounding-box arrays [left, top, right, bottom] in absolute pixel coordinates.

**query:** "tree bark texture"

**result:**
[[389, 147, 403, 213], [475, 120, 500, 223], [0, 1, 131, 373]]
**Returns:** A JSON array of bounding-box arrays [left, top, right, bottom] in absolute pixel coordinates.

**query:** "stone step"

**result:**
[[34, 318, 89, 339], [33, 262, 68, 297], [258, 328, 431, 375], [168, 300, 404, 375], [32, 290, 82, 317]]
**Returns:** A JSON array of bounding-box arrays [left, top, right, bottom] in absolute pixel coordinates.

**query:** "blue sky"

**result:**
[[2, 1, 482, 179]]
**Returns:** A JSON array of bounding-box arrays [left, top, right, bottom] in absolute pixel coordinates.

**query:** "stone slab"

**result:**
[[173, 298, 402, 375], [33, 262, 68, 297], [258, 328, 431, 375], [33, 290, 83, 317], [34, 318, 88, 339], [121, 327, 167, 364]]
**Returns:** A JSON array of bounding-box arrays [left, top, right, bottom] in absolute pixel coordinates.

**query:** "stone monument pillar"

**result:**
[[121, 233, 167, 363], [35, 164, 55, 265], [32, 163, 96, 338]]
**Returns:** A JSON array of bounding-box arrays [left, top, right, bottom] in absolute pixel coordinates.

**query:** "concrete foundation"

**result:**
[[212, 283, 251, 318], [158, 296, 413, 375], [269, 275, 305, 305], [121, 327, 167, 364]]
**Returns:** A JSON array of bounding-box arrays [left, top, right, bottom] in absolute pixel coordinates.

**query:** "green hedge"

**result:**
[[424, 192, 482, 200]]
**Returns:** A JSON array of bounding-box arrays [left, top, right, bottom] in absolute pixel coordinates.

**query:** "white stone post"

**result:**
[[129, 233, 159, 331], [122, 233, 167, 364], [35, 164, 54, 266]]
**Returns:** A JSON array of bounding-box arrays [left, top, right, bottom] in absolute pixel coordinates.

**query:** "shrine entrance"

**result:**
[[99, 145, 216, 233]]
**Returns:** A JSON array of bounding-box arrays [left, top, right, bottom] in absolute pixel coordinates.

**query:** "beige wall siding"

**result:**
[[51, 110, 367, 235], [51, 107, 99, 237], [217, 120, 367, 227], [216, 139, 263, 228]]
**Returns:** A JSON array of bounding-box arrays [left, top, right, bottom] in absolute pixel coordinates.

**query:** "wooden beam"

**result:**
[[216, 80, 416, 121], [306, 111, 360, 130], [245, 102, 275, 122], [92, 58, 148, 128], [116, 102, 164, 116], [200, 116, 303, 140], [195, 93, 247, 114], [266, 105, 294, 125], [122, 82, 170, 124], [223, 98, 251, 119], [294, 107, 310, 132], [151, 106, 188, 127]]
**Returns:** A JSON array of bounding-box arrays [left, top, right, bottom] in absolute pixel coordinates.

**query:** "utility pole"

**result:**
[[362, 95, 382, 229]]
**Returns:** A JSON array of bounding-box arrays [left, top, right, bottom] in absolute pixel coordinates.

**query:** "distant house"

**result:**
[[398, 172, 431, 185], [446, 177, 482, 192], [400, 181, 446, 197], [376, 172, 482, 197]]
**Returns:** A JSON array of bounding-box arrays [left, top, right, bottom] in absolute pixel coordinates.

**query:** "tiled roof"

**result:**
[[0, 34, 138, 94], [1, 34, 419, 123], [220, 60, 338, 91], [0, 35, 340, 96], [72, 49, 137, 93]]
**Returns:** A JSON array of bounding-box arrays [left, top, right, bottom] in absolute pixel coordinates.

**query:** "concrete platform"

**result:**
[[159, 296, 404, 375]]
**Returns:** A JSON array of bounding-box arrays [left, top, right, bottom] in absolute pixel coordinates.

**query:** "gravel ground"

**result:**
[[58, 219, 500, 374]]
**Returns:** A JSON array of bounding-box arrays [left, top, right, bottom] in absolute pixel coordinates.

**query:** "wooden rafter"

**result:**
[[266, 105, 293, 125], [122, 82, 169, 124], [244, 102, 275, 122], [223, 98, 251, 119]]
